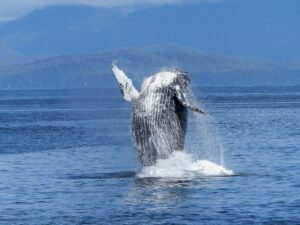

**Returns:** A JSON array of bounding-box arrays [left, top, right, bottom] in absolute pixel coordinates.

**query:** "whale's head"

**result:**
[[141, 69, 191, 92]]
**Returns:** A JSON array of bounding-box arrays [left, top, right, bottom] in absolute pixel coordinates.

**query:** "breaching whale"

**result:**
[[112, 65, 205, 166]]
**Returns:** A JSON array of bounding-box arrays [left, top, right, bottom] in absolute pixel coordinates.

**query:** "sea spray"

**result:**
[[186, 87, 225, 165], [137, 151, 234, 178], [188, 113, 225, 165]]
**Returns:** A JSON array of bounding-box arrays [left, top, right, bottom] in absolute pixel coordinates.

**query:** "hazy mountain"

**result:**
[[0, 41, 29, 66], [0, 5, 121, 56], [0, 45, 298, 89], [102, 0, 300, 61], [0, 0, 300, 64], [0, 2, 299, 89]]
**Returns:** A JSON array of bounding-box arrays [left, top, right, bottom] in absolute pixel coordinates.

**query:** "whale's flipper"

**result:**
[[175, 86, 206, 115], [112, 65, 139, 102]]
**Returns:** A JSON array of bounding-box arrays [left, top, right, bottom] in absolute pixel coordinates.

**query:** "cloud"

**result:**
[[0, 0, 218, 21]]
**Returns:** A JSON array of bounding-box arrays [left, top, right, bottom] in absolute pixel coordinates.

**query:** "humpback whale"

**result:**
[[112, 65, 205, 166]]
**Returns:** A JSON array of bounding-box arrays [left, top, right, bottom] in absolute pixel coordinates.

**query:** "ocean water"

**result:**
[[0, 87, 299, 224]]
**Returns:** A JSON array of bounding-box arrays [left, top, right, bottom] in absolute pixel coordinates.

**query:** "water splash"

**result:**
[[186, 87, 225, 165], [137, 151, 234, 178], [188, 113, 225, 165]]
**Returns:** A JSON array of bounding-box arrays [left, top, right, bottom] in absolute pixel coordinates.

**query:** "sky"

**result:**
[[0, 0, 217, 21]]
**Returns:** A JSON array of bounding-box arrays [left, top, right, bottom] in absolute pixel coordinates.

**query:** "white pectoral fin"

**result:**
[[175, 86, 206, 115], [112, 64, 139, 102]]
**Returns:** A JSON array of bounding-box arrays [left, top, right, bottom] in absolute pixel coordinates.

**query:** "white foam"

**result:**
[[137, 151, 234, 178]]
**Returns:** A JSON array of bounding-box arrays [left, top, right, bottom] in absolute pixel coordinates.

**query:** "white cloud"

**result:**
[[0, 0, 218, 21]]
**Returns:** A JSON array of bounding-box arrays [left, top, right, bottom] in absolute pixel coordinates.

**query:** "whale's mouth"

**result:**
[[137, 151, 234, 178]]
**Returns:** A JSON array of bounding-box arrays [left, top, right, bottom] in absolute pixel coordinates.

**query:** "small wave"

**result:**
[[137, 151, 234, 178]]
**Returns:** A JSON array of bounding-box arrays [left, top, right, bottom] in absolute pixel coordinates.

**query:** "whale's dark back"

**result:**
[[131, 86, 188, 166]]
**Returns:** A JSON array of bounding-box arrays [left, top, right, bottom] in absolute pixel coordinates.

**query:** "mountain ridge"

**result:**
[[0, 1, 300, 65], [0, 45, 298, 89]]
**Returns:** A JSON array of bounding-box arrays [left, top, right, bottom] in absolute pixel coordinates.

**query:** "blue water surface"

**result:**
[[0, 87, 299, 224]]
